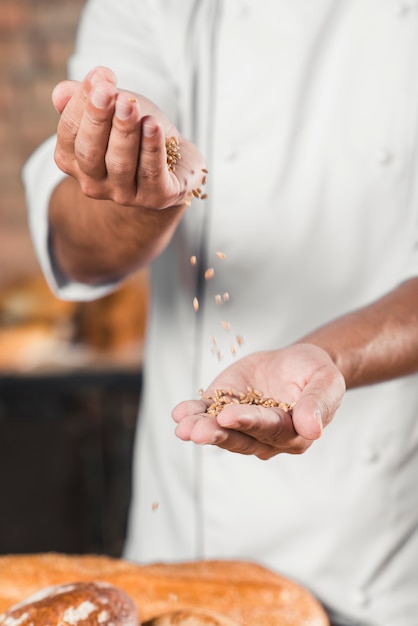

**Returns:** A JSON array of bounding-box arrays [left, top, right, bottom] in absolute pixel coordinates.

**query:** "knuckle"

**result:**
[[110, 190, 133, 207], [53, 148, 72, 175], [86, 110, 109, 126], [136, 193, 159, 211], [106, 156, 132, 180], [139, 166, 161, 185], [237, 438, 259, 457], [290, 439, 311, 455], [75, 143, 101, 167], [58, 113, 78, 139], [136, 186, 168, 211], [269, 420, 285, 442], [78, 179, 103, 199], [256, 449, 276, 461]]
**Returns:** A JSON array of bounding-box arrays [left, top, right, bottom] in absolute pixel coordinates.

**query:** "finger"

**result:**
[[54, 80, 84, 175], [212, 418, 312, 459], [52, 80, 78, 114], [136, 115, 178, 207], [214, 430, 285, 460], [168, 136, 208, 195], [176, 414, 290, 460], [216, 403, 298, 445], [74, 78, 117, 180], [88, 66, 117, 88], [174, 412, 258, 451], [291, 369, 345, 439], [103, 92, 142, 199], [291, 395, 324, 440], [55, 68, 115, 151], [174, 413, 222, 444], [171, 399, 207, 423], [54, 68, 117, 180]]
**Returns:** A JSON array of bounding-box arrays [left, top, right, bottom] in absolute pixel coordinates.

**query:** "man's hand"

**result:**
[[172, 344, 346, 460], [48, 66, 207, 284], [52, 66, 206, 210]]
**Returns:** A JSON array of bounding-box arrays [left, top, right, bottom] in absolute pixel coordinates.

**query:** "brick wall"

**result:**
[[0, 2, 144, 555], [0, 0, 86, 290], [0, 0, 148, 371]]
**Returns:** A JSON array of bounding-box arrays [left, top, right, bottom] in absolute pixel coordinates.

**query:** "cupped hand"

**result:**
[[172, 343, 346, 460], [52, 66, 206, 209]]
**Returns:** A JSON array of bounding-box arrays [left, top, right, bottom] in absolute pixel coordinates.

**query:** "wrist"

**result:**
[[295, 336, 360, 390]]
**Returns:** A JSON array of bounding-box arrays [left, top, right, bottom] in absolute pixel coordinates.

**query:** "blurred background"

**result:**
[[0, 0, 148, 557]]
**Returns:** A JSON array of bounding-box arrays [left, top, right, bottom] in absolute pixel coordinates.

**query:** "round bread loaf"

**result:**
[[0, 553, 329, 626], [0, 581, 138, 626]]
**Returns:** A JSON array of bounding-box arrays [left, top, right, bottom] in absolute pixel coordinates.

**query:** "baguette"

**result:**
[[0, 553, 329, 626]]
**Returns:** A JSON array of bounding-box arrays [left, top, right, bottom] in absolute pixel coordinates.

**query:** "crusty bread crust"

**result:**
[[0, 581, 138, 626], [0, 553, 329, 626]]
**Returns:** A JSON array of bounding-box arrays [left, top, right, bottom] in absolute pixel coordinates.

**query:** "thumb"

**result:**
[[291, 394, 324, 441], [291, 356, 346, 440]]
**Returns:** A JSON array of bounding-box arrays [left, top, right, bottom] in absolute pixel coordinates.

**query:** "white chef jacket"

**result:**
[[23, 1, 418, 624]]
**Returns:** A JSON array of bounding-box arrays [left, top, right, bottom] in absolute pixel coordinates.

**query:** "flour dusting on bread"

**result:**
[[0, 582, 138, 626]]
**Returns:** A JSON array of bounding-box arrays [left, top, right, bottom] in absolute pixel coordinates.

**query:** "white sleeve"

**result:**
[[69, 0, 178, 121], [23, 0, 177, 302], [22, 137, 118, 301]]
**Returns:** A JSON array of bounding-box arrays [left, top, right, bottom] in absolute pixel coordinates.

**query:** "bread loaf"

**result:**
[[0, 553, 329, 625], [0, 581, 138, 626]]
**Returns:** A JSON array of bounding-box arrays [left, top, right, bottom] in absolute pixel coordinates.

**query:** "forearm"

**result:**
[[299, 277, 418, 389], [49, 175, 186, 285]]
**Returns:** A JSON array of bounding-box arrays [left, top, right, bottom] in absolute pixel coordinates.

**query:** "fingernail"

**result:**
[[90, 67, 117, 86], [314, 410, 323, 432], [91, 87, 109, 109], [115, 99, 131, 120], [143, 121, 157, 137]]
